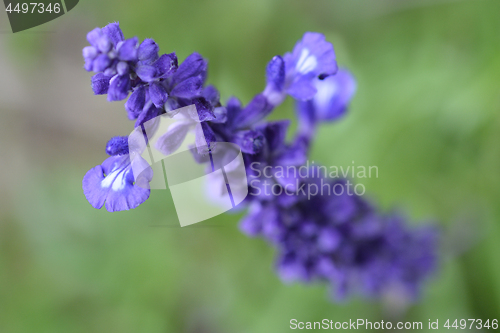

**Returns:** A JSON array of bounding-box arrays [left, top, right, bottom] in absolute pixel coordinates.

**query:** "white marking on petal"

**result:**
[[296, 48, 318, 74], [313, 78, 338, 111], [101, 167, 127, 191], [112, 171, 127, 191]]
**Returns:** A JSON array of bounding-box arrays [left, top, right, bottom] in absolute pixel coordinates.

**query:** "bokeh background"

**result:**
[[1, 0, 500, 332]]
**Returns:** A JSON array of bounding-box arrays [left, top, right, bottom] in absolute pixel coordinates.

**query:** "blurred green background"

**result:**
[[1, 0, 500, 332]]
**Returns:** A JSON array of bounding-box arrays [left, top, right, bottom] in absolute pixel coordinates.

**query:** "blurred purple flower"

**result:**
[[264, 32, 338, 105], [240, 177, 439, 300], [296, 69, 357, 136]]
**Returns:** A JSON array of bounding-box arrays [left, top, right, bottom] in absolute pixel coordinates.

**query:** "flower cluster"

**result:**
[[82, 22, 218, 127], [241, 176, 438, 300], [82, 22, 221, 211], [81, 23, 439, 301]]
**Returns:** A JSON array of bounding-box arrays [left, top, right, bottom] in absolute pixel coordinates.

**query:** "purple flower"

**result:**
[[83, 23, 142, 102], [84, 24, 218, 131], [130, 52, 211, 126], [163, 53, 208, 104], [82, 154, 152, 212], [264, 32, 338, 105], [81, 25, 440, 305], [83, 23, 132, 74], [296, 69, 356, 137], [136, 53, 177, 82], [240, 177, 439, 300]]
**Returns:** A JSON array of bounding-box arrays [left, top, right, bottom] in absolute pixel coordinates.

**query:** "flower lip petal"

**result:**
[[295, 68, 356, 134], [313, 69, 356, 122], [82, 155, 151, 212], [291, 32, 337, 77], [287, 76, 317, 101], [279, 32, 338, 102]]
